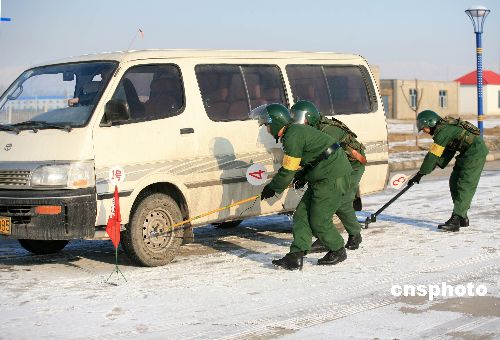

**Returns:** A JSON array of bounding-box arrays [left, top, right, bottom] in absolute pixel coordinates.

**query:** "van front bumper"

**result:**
[[0, 188, 96, 240]]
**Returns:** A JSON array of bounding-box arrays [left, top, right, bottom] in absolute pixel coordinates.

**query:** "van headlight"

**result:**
[[31, 161, 96, 189]]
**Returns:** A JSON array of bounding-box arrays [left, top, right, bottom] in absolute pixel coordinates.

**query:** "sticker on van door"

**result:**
[[245, 163, 267, 186], [109, 166, 126, 185], [389, 173, 408, 190]]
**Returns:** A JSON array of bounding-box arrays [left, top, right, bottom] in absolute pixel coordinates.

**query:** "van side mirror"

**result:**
[[101, 99, 130, 126]]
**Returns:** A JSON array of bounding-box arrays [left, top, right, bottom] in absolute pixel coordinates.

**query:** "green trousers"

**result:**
[[449, 138, 488, 218], [336, 164, 364, 236], [290, 174, 351, 253]]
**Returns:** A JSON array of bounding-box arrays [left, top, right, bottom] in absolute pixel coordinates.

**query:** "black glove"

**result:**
[[260, 185, 275, 200], [292, 176, 307, 189], [407, 172, 424, 186]]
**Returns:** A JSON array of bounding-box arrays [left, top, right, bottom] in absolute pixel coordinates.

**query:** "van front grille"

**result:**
[[0, 170, 31, 188], [0, 205, 32, 224]]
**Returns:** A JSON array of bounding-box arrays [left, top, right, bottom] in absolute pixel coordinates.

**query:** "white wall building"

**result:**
[[0, 96, 68, 123], [4, 96, 67, 111], [455, 70, 500, 117]]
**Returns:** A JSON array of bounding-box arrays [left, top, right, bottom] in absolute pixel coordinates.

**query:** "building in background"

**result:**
[[369, 65, 380, 91], [380, 79, 459, 120], [455, 70, 500, 117], [0, 96, 68, 123]]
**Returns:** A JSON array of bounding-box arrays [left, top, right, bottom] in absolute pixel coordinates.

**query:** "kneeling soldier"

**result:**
[[256, 103, 353, 270], [291, 100, 365, 251]]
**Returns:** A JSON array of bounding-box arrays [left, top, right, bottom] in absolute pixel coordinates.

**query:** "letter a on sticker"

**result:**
[[246, 163, 267, 186]]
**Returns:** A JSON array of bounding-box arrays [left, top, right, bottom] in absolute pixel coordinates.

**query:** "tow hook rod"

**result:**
[[363, 182, 415, 228]]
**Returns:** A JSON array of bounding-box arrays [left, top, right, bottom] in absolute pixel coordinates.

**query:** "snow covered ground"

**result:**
[[0, 163, 499, 339]]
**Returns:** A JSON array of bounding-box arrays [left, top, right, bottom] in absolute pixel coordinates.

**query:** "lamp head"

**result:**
[[465, 6, 490, 33]]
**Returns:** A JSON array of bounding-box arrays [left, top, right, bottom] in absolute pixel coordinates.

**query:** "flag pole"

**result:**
[[105, 238, 127, 283], [105, 184, 127, 283]]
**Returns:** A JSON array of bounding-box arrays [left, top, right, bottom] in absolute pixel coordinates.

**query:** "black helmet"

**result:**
[[257, 103, 292, 141], [417, 110, 441, 131]]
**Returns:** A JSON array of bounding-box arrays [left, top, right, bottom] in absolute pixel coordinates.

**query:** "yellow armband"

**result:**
[[429, 143, 445, 157], [282, 155, 301, 171]]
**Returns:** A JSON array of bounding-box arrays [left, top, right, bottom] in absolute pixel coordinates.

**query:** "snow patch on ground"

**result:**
[[0, 169, 499, 339], [389, 138, 433, 147], [389, 151, 428, 162], [387, 118, 500, 134]]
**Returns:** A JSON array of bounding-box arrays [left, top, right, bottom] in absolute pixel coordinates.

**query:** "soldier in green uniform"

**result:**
[[407, 110, 489, 231], [257, 103, 353, 270], [290, 100, 366, 251]]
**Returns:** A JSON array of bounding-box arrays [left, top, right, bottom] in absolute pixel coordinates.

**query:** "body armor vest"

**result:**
[[435, 116, 479, 153], [320, 117, 365, 156]]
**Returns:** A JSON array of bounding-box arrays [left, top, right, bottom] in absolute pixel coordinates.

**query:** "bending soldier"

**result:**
[[290, 100, 365, 251], [408, 110, 489, 231], [257, 103, 353, 270]]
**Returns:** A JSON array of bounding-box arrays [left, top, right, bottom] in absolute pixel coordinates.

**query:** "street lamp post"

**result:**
[[465, 5, 490, 138], [1, 0, 12, 21]]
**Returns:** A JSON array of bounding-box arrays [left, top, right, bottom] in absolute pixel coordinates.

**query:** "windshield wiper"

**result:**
[[12, 120, 73, 133], [0, 125, 21, 134]]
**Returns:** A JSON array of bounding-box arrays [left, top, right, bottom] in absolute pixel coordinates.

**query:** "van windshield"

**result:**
[[0, 61, 117, 130]]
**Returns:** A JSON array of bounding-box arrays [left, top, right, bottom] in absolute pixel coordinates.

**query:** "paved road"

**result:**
[[0, 161, 499, 339]]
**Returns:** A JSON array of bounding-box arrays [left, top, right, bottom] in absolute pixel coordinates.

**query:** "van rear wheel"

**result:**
[[18, 239, 69, 254], [121, 193, 183, 267]]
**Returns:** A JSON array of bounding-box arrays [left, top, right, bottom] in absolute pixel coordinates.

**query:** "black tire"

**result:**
[[213, 220, 243, 229], [121, 193, 183, 267], [18, 239, 69, 254]]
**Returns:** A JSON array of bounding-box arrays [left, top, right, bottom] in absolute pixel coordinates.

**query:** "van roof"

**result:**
[[34, 49, 365, 67]]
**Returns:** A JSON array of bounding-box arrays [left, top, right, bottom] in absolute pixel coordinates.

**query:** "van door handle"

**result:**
[[180, 128, 194, 134]]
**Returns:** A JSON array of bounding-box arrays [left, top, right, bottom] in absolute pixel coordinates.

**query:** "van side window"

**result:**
[[286, 65, 376, 115], [242, 66, 287, 109], [196, 64, 287, 122], [286, 65, 331, 114], [323, 66, 374, 114], [111, 64, 184, 122]]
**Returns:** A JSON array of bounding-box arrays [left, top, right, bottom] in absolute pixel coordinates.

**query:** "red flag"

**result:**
[[106, 185, 121, 249]]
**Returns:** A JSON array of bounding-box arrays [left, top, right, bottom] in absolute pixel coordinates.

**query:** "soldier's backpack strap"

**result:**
[[441, 116, 479, 153], [442, 116, 480, 135], [457, 118, 480, 136], [328, 117, 358, 138]]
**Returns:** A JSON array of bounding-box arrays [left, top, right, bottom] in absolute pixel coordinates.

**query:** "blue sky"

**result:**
[[0, 0, 499, 88]]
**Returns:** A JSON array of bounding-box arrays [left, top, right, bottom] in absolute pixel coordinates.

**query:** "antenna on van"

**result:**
[[126, 28, 144, 51]]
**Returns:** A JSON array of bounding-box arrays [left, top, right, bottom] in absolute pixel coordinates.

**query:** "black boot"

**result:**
[[317, 247, 347, 266], [272, 252, 304, 270], [309, 239, 328, 253], [437, 214, 461, 232], [345, 233, 362, 250], [460, 215, 469, 227]]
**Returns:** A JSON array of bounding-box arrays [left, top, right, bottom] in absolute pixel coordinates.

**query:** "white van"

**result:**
[[0, 50, 388, 266]]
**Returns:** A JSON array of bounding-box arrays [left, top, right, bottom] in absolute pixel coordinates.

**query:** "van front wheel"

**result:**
[[122, 193, 183, 267], [18, 239, 69, 254]]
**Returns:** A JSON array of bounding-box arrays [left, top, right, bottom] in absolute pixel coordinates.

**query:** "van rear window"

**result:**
[[195, 65, 287, 122], [286, 65, 377, 115]]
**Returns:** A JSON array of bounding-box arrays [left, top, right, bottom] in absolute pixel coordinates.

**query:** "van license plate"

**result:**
[[0, 217, 11, 235]]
